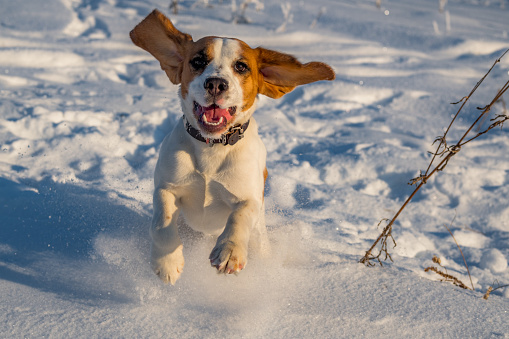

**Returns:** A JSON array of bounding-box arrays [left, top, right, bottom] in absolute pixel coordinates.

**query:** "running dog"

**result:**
[[130, 9, 335, 284]]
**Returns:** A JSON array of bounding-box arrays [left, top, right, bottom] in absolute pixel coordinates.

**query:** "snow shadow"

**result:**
[[0, 176, 149, 303]]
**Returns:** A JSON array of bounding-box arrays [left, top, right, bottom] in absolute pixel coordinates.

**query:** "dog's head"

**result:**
[[130, 10, 335, 138]]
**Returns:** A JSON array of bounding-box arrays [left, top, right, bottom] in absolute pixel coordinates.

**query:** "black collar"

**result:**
[[184, 117, 250, 147]]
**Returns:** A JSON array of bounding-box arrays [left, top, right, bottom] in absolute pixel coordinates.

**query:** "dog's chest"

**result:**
[[156, 122, 264, 233], [181, 167, 224, 208], [176, 147, 235, 232]]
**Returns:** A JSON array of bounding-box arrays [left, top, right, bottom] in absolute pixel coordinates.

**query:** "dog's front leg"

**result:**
[[151, 187, 184, 285], [209, 200, 261, 274]]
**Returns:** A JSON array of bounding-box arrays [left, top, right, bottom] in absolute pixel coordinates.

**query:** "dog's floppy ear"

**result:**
[[256, 48, 335, 99], [130, 9, 192, 84]]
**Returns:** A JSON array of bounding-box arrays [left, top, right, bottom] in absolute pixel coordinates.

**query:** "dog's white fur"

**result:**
[[130, 9, 335, 284]]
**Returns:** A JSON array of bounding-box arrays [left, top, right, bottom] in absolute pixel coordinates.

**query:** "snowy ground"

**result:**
[[1, 0, 509, 337]]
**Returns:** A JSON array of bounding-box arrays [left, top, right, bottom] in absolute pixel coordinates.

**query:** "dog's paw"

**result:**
[[151, 244, 184, 285], [209, 240, 247, 274]]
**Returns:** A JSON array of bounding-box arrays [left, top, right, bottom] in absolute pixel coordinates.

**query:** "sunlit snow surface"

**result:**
[[1, 0, 508, 337]]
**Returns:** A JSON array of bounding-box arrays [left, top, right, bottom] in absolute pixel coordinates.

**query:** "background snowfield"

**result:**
[[1, 0, 509, 337]]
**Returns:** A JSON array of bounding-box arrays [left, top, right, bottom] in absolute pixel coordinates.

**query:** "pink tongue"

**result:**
[[201, 105, 232, 122]]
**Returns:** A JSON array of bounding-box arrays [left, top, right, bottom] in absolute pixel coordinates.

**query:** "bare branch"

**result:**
[[359, 48, 509, 267]]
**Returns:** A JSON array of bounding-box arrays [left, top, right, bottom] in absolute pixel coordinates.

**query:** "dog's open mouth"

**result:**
[[194, 102, 237, 133]]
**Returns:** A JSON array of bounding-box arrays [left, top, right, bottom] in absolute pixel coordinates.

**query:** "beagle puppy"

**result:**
[[130, 9, 335, 284]]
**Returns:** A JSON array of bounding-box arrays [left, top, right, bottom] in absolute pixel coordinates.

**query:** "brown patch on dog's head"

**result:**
[[130, 9, 336, 135]]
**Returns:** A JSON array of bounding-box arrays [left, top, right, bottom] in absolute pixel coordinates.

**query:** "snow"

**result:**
[[1, 0, 509, 337], [481, 249, 508, 274]]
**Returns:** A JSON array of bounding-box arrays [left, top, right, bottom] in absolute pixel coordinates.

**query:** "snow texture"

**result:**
[[1, 0, 508, 337]]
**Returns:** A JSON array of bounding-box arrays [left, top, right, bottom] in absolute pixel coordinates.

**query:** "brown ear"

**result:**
[[130, 9, 192, 84], [256, 47, 335, 99]]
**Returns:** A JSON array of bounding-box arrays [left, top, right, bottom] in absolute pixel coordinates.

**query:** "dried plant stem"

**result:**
[[424, 266, 471, 290], [359, 48, 509, 267], [359, 186, 421, 266], [443, 222, 474, 290], [483, 284, 509, 300], [483, 286, 493, 299], [360, 151, 456, 266]]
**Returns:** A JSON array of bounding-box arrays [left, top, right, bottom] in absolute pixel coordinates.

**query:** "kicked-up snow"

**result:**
[[1, 0, 508, 337]]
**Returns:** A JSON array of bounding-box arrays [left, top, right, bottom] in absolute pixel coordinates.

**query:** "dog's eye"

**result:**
[[234, 61, 249, 74], [190, 57, 207, 70]]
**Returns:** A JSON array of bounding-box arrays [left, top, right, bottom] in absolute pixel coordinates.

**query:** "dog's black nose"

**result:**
[[204, 77, 229, 96]]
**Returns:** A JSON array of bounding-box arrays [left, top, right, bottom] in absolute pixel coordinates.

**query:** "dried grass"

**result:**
[[483, 283, 509, 300], [423, 215, 474, 291], [424, 266, 470, 290], [359, 48, 509, 270]]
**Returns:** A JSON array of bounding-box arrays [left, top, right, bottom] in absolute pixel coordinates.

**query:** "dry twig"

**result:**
[[360, 219, 395, 266], [443, 216, 474, 290], [424, 266, 471, 290], [483, 283, 509, 300], [422, 214, 475, 291], [359, 48, 509, 267]]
